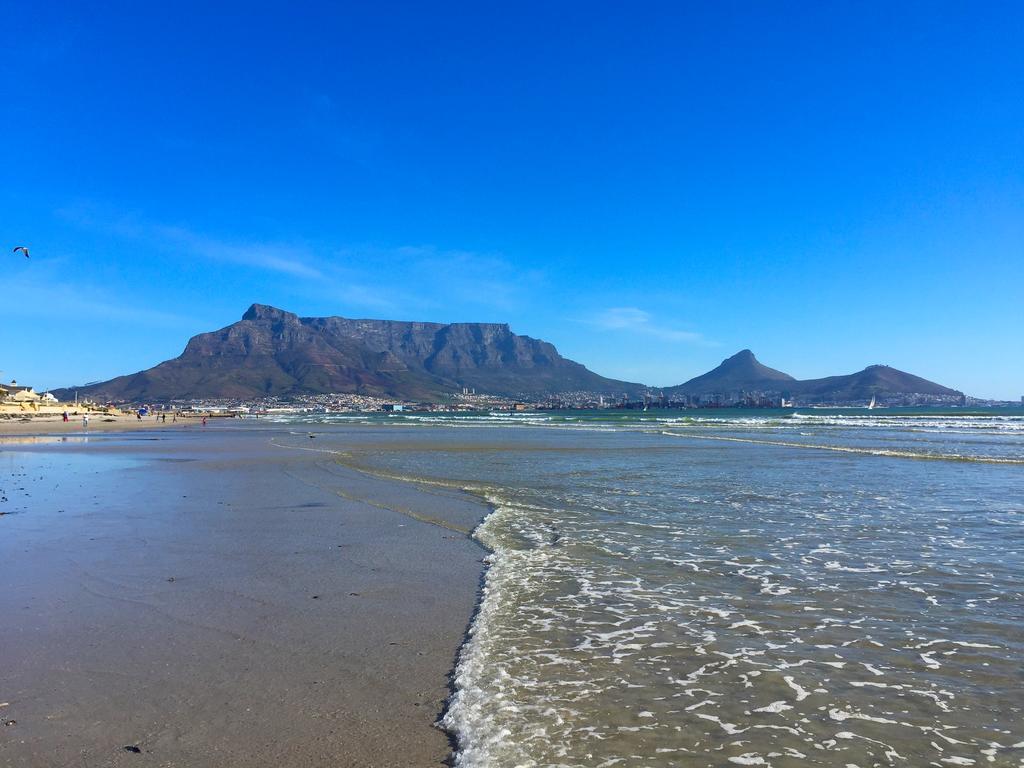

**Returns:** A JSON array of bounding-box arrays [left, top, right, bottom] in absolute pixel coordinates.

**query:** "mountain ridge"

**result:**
[[57, 304, 645, 401], [666, 349, 796, 395], [666, 350, 961, 404], [55, 305, 964, 404]]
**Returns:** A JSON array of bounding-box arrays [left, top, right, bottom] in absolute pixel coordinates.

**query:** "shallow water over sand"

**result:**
[[279, 409, 1024, 767], [0, 430, 484, 767]]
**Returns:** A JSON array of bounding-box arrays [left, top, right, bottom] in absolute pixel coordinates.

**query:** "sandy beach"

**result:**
[[0, 413, 218, 436], [0, 424, 487, 767]]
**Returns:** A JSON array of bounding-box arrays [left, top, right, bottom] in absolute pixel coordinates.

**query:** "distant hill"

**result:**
[[792, 364, 961, 403], [56, 304, 645, 402], [667, 350, 962, 404], [666, 349, 795, 396]]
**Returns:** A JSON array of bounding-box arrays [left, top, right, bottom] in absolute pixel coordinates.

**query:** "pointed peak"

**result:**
[[727, 349, 756, 362], [718, 349, 761, 369], [242, 304, 297, 322], [674, 348, 796, 392]]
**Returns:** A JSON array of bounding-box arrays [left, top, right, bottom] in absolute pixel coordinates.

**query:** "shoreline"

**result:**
[[0, 425, 487, 766], [0, 413, 220, 436]]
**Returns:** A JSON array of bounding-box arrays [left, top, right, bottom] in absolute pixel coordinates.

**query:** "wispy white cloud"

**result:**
[[54, 205, 544, 317], [589, 307, 714, 345], [58, 207, 325, 280], [151, 224, 324, 279], [4, 266, 198, 328]]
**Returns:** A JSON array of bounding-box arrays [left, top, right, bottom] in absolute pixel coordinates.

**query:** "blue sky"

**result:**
[[2, 2, 1021, 398]]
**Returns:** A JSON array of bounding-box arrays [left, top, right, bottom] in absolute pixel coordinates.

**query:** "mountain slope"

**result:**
[[665, 350, 962, 403], [666, 350, 796, 396], [58, 304, 645, 401], [791, 365, 961, 401]]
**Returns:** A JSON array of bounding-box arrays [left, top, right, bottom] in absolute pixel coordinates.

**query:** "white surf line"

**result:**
[[658, 431, 1024, 464]]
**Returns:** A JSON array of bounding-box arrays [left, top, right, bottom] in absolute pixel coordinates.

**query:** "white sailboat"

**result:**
[[867, 394, 876, 409]]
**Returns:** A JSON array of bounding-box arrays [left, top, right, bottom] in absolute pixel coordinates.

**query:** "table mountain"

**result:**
[[58, 304, 644, 401]]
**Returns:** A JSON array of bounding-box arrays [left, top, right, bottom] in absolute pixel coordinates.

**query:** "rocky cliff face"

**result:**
[[61, 304, 643, 401]]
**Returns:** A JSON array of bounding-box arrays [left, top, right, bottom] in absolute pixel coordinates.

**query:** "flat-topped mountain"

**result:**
[[59, 304, 645, 401], [667, 350, 961, 404]]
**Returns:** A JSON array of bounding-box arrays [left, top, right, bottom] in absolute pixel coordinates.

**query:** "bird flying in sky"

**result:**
[[12, 246, 30, 258]]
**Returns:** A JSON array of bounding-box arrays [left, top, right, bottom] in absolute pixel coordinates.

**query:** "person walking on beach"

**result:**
[[82, 414, 89, 430], [62, 411, 69, 423], [202, 416, 207, 427]]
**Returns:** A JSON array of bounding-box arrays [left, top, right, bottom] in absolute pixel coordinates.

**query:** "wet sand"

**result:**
[[0, 426, 486, 767], [0, 414, 207, 435]]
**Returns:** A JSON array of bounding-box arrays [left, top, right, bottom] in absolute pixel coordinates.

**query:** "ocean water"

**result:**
[[278, 409, 1024, 767]]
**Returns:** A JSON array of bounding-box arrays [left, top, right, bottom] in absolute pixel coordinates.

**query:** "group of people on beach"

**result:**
[[54, 409, 204, 429]]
